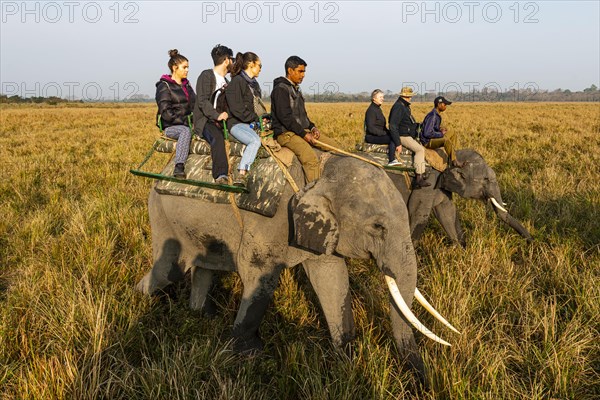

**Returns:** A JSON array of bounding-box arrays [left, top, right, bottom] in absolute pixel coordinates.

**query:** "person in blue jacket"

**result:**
[[421, 96, 464, 168]]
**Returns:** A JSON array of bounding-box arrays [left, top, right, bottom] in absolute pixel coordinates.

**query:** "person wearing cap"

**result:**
[[389, 87, 430, 188], [364, 89, 400, 165], [421, 96, 464, 168]]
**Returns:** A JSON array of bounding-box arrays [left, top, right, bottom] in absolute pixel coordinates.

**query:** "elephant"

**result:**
[[382, 148, 532, 247], [136, 155, 459, 386]]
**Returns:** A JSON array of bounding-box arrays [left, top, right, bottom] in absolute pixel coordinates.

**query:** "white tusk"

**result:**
[[385, 276, 451, 347], [490, 197, 508, 213], [414, 288, 461, 334]]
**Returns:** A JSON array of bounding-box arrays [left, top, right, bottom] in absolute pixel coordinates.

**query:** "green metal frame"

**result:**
[[129, 138, 248, 193]]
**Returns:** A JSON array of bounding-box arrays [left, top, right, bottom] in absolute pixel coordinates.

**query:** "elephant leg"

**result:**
[[189, 266, 217, 314], [432, 189, 466, 247], [137, 191, 185, 295], [232, 263, 284, 354], [407, 178, 436, 245], [136, 238, 185, 295], [302, 256, 355, 348]]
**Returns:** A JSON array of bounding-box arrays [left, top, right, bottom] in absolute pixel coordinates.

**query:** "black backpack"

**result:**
[[210, 85, 229, 128]]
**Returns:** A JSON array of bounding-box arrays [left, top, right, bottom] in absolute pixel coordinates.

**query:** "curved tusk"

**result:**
[[414, 288, 461, 334], [490, 197, 508, 213], [385, 276, 451, 347]]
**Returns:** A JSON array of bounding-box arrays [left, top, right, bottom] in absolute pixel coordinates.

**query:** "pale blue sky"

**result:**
[[1, 0, 598, 100]]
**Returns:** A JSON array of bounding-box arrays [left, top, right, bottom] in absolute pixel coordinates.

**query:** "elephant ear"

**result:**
[[291, 183, 339, 255]]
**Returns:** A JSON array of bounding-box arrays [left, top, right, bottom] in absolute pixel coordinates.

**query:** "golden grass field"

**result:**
[[1, 102, 599, 399]]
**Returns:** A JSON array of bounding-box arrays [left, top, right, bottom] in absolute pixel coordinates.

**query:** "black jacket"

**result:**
[[193, 69, 228, 136], [389, 97, 417, 144], [155, 75, 196, 130], [270, 77, 315, 138], [364, 101, 389, 137], [225, 74, 259, 128]]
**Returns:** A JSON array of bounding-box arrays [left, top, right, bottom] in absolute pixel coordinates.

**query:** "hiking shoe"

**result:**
[[173, 163, 186, 179], [387, 160, 402, 166], [215, 175, 229, 185]]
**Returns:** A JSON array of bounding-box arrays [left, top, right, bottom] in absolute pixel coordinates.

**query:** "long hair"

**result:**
[[230, 52, 259, 76]]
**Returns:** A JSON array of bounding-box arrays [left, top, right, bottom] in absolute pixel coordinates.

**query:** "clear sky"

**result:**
[[1, 0, 599, 101]]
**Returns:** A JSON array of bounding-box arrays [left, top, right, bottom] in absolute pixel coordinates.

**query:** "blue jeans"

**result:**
[[230, 124, 261, 171]]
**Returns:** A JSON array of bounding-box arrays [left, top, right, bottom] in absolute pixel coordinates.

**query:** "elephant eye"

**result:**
[[373, 223, 385, 231]]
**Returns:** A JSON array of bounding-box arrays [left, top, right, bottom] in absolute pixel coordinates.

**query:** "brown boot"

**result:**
[[413, 174, 431, 189]]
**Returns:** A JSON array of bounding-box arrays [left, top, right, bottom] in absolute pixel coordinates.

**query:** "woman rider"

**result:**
[[155, 49, 196, 178], [225, 51, 263, 187]]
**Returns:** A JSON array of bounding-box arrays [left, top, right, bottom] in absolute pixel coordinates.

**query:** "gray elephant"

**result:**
[[383, 148, 532, 246], [137, 155, 458, 386]]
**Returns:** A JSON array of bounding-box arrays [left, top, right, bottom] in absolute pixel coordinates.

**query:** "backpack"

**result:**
[[210, 85, 229, 129]]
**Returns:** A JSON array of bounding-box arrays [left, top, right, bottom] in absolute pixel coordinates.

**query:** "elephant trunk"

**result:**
[[485, 185, 533, 242]]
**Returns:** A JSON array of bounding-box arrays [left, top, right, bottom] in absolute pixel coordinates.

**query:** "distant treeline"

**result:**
[[307, 85, 600, 103], [2, 85, 598, 104], [0, 95, 83, 104]]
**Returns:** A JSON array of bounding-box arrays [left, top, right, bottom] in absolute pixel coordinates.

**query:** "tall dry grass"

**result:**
[[1, 102, 599, 399]]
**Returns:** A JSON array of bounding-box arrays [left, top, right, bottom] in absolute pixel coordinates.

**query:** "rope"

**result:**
[[403, 172, 411, 188], [261, 138, 301, 194], [222, 121, 243, 229]]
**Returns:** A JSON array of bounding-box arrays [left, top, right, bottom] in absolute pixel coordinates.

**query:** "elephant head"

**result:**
[[292, 157, 460, 383], [439, 149, 532, 241]]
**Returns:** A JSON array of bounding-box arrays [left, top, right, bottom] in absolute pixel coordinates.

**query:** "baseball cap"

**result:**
[[434, 96, 452, 107]]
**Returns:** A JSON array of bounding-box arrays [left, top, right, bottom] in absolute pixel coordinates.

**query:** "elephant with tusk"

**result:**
[[386, 148, 533, 246], [137, 155, 459, 387]]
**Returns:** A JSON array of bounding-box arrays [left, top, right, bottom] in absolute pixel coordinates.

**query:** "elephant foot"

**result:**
[[233, 334, 264, 355], [202, 297, 218, 318]]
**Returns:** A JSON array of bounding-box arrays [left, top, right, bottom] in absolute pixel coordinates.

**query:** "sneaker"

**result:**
[[215, 175, 229, 185], [387, 160, 402, 166], [173, 163, 186, 179]]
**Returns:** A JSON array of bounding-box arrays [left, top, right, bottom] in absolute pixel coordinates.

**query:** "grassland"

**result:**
[[1, 102, 599, 399]]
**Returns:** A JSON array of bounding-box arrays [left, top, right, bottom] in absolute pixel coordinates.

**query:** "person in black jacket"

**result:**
[[364, 89, 399, 165], [389, 87, 430, 188], [224, 52, 263, 187], [155, 49, 196, 178], [270, 56, 342, 183], [193, 44, 234, 184]]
